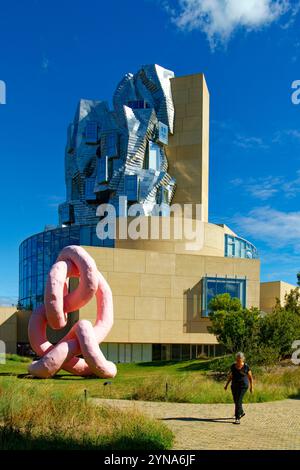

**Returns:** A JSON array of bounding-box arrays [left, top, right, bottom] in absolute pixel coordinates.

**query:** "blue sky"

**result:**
[[0, 0, 300, 305]]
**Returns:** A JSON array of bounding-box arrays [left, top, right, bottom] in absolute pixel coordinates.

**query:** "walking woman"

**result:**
[[224, 352, 253, 424]]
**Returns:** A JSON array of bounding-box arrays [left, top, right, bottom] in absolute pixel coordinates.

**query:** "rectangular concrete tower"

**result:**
[[166, 73, 209, 222]]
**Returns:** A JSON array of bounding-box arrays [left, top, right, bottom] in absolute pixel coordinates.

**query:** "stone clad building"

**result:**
[[0, 65, 295, 361]]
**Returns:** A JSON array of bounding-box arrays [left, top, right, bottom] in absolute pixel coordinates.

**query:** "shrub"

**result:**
[[244, 345, 280, 367], [208, 292, 300, 364], [259, 308, 300, 358]]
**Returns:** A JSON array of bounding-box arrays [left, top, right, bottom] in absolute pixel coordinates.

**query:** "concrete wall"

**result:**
[[115, 218, 237, 258], [0, 307, 17, 354], [166, 73, 209, 222], [260, 281, 296, 313], [80, 246, 260, 346]]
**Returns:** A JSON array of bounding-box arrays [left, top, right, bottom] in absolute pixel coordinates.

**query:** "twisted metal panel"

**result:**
[[59, 64, 176, 224]]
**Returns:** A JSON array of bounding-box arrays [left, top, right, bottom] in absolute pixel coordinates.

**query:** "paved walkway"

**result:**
[[94, 398, 300, 450]]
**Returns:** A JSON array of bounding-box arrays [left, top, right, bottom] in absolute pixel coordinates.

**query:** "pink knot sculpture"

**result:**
[[28, 245, 117, 379]]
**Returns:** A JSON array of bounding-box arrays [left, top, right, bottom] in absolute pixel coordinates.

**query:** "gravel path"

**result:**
[[94, 398, 300, 450]]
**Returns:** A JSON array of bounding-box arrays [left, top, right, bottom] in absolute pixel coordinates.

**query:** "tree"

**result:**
[[297, 272, 300, 287], [208, 290, 300, 364], [259, 307, 300, 358], [208, 294, 260, 353], [277, 287, 300, 316], [259, 288, 300, 358]]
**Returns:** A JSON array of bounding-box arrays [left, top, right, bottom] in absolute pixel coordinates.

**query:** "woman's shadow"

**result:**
[[162, 417, 234, 424]]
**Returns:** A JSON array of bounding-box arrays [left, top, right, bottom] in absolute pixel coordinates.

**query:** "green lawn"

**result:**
[[1, 354, 300, 404]]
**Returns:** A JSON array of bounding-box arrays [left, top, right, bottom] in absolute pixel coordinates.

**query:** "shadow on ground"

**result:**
[[134, 360, 183, 368], [0, 372, 103, 381], [162, 417, 234, 424]]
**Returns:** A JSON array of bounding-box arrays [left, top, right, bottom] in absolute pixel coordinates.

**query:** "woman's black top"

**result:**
[[231, 363, 250, 387]]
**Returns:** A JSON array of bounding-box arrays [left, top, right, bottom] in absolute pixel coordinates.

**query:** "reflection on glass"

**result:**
[[202, 277, 246, 317], [19, 224, 115, 310], [225, 234, 258, 259]]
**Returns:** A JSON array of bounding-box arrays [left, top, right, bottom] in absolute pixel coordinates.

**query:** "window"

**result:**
[[124, 174, 139, 202], [152, 344, 161, 361], [67, 123, 76, 153], [146, 141, 160, 170], [100, 133, 118, 158], [60, 204, 74, 225], [225, 234, 258, 259], [132, 344, 143, 362], [97, 156, 109, 183], [182, 344, 191, 360], [85, 178, 96, 201], [156, 187, 169, 205], [127, 100, 150, 109], [202, 276, 246, 317], [108, 158, 113, 180], [71, 176, 81, 200], [158, 122, 168, 145], [85, 121, 98, 144], [107, 133, 118, 157], [80, 226, 91, 246], [226, 235, 235, 257]]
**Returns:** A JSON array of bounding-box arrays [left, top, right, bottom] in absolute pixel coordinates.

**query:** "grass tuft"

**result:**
[[0, 380, 173, 450]]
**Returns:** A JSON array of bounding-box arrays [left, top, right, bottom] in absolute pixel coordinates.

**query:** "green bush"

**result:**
[[244, 345, 280, 367], [205, 355, 236, 374], [208, 292, 300, 364], [259, 308, 300, 358]]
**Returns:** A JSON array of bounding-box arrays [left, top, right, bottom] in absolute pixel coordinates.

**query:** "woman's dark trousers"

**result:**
[[231, 383, 248, 419]]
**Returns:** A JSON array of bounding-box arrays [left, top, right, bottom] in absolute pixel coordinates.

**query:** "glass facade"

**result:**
[[124, 175, 139, 202], [101, 343, 152, 363], [85, 121, 99, 144], [151, 343, 225, 361], [202, 276, 246, 317], [19, 224, 114, 310], [127, 100, 150, 109], [148, 141, 161, 170], [225, 234, 258, 259]]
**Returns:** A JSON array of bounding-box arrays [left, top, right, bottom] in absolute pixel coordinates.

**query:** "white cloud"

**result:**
[[233, 206, 300, 251], [231, 176, 281, 200], [233, 134, 268, 149], [41, 56, 50, 71], [168, 0, 292, 48], [213, 121, 300, 150], [282, 170, 300, 198], [231, 172, 300, 199], [212, 120, 269, 149], [285, 129, 300, 139], [247, 186, 278, 200], [273, 129, 300, 142], [280, 0, 300, 28], [260, 249, 300, 283]]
